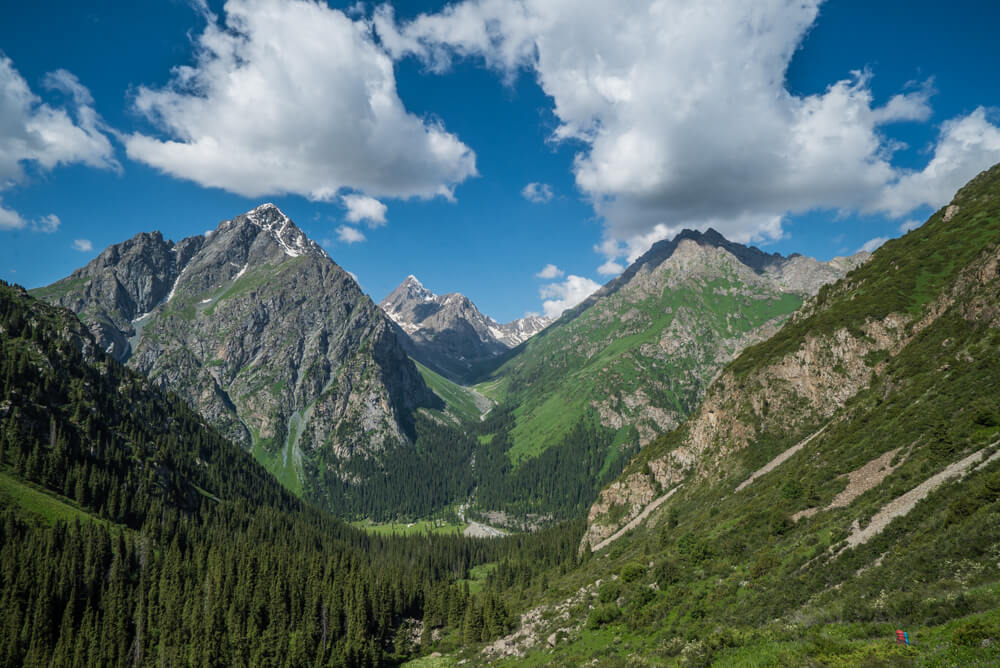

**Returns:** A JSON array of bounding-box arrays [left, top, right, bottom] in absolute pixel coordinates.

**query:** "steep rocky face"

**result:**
[[379, 275, 550, 382], [32, 204, 437, 505], [581, 164, 1000, 550]]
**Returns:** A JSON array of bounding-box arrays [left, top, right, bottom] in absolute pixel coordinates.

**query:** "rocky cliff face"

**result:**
[[580, 166, 1000, 550], [380, 275, 550, 382], [33, 204, 438, 504]]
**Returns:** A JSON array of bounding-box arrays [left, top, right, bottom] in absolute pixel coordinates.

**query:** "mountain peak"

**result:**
[[228, 203, 324, 259]]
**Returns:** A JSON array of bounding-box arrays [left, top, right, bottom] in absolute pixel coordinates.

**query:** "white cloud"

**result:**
[[0, 203, 61, 233], [0, 56, 117, 232], [71, 238, 93, 252], [898, 219, 922, 234], [376, 1, 1000, 264], [873, 108, 1000, 217], [34, 214, 60, 234], [125, 0, 476, 204], [597, 259, 624, 275], [539, 274, 601, 318], [342, 194, 388, 227], [858, 237, 888, 253], [0, 202, 26, 230], [535, 263, 563, 279], [522, 181, 553, 203], [336, 225, 366, 244]]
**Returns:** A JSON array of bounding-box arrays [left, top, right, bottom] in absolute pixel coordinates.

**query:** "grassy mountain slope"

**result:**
[[466, 233, 850, 522], [462, 164, 1000, 665]]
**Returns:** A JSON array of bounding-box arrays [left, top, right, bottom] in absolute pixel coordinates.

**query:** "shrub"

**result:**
[[621, 562, 647, 583]]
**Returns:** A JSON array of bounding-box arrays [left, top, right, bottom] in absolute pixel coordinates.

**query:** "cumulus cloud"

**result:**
[[597, 259, 624, 275], [535, 263, 563, 279], [0, 202, 26, 230], [898, 219, 922, 234], [342, 194, 388, 227], [125, 0, 476, 204], [858, 237, 888, 253], [71, 238, 93, 252], [539, 274, 601, 318], [873, 108, 1000, 217], [376, 0, 1000, 266], [522, 181, 553, 203], [336, 225, 366, 244], [0, 56, 117, 230]]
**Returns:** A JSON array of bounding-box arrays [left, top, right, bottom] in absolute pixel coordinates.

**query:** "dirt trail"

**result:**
[[735, 424, 828, 493], [844, 440, 1000, 549], [591, 485, 681, 552]]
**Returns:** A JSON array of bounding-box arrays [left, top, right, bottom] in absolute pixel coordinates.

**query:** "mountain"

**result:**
[[496, 163, 1000, 665], [379, 275, 550, 382], [31, 203, 439, 512], [418, 171, 1000, 667], [466, 228, 867, 522], [0, 279, 540, 666]]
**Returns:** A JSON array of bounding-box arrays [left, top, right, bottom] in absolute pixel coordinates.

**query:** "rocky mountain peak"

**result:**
[[379, 276, 551, 381], [225, 203, 326, 259]]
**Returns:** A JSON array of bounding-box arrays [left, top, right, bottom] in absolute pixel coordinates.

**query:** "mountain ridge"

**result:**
[[379, 275, 551, 382], [32, 204, 440, 514]]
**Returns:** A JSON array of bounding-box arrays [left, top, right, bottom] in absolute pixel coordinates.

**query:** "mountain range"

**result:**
[[379, 275, 550, 382], [6, 163, 1000, 666]]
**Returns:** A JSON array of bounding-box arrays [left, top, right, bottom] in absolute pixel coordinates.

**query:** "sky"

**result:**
[[1, 0, 999, 322]]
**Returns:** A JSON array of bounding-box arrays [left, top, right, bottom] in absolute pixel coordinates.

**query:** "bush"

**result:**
[[621, 562, 647, 583], [587, 604, 622, 629], [952, 620, 997, 647]]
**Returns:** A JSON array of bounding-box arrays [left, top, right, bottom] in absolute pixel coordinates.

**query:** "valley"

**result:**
[[4, 1, 1000, 664], [5, 164, 1000, 665]]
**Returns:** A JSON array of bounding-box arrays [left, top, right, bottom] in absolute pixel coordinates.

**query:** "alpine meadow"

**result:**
[[3, 0, 1000, 666]]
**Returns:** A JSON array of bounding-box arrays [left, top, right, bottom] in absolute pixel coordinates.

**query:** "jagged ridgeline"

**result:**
[[30, 204, 451, 518], [466, 228, 866, 522], [0, 281, 585, 666], [508, 164, 1000, 664], [380, 274, 551, 383]]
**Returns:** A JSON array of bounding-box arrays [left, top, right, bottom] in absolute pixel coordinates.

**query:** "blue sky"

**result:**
[[1, 0, 998, 322]]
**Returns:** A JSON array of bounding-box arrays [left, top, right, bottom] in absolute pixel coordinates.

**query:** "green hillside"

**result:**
[[467, 236, 809, 521], [441, 164, 1000, 665]]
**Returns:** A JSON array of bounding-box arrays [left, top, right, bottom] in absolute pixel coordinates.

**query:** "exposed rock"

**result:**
[[33, 204, 438, 508], [380, 275, 550, 381]]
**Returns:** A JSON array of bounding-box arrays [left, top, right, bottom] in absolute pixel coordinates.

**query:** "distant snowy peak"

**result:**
[[490, 314, 552, 347], [378, 276, 552, 381], [380, 276, 551, 350]]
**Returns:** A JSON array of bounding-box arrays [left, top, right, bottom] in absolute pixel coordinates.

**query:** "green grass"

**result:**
[[415, 359, 485, 424], [349, 518, 467, 536], [251, 431, 303, 498], [0, 469, 105, 526], [28, 276, 89, 301]]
